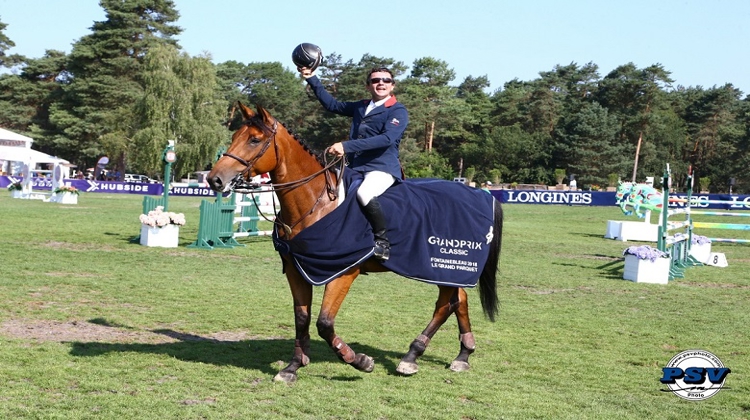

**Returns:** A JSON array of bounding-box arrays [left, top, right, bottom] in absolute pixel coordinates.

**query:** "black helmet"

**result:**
[[292, 43, 323, 71]]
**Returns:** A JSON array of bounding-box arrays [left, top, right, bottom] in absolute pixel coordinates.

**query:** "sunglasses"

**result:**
[[368, 77, 393, 85]]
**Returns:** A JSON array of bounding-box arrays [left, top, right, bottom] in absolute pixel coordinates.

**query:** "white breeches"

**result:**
[[356, 171, 395, 206]]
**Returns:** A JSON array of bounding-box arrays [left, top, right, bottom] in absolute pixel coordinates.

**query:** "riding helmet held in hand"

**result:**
[[292, 43, 323, 71]]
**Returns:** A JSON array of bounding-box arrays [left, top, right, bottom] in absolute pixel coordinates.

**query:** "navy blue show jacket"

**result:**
[[307, 76, 409, 180]]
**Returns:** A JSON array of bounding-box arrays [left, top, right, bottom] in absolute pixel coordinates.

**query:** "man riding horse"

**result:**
[[295, 43, 407, 261]]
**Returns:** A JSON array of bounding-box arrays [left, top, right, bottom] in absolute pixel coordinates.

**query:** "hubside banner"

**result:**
[[0, 176, 222, 197]]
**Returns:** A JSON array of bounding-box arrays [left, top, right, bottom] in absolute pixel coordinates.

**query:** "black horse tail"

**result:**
[[478, 199, 503, 322]]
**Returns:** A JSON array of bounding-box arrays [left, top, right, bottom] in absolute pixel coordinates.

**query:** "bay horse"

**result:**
[[207, 103, 503, 383]]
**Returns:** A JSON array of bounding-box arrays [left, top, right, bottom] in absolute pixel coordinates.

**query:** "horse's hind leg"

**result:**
[[316, 268, 375, 373], [274, 262, 313, 383], [397, 286, 465, 375], [449, 287, 475, 372]]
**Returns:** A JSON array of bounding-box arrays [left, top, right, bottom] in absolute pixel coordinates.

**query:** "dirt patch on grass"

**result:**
[[0, 319, 255, 344], [38, 241, 120, 252]]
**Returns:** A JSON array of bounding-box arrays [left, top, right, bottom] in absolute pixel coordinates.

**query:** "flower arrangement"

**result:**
[[54, 185, 79, 195], [623, 245, 668, 262], [7, 182, 22, 191], [673, 233, 712, 246], [691, 234, 712, 245], [140, 206, 186, 228]]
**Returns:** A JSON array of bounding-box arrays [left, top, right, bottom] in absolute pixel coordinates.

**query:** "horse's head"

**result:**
[[208, 103, 280, 192]]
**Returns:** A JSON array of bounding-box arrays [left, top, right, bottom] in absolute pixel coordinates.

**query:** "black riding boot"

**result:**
[[362, 197, 390, 261]]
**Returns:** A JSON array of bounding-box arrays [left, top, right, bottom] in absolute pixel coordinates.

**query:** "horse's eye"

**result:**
[[249, 137, 262, 145]]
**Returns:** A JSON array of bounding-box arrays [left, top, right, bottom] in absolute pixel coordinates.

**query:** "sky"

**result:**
[[1, 0, 749, 96]]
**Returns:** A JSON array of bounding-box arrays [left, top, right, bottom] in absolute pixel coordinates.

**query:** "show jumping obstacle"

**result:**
[[187, 191, 274, 250], [613, 163, 746, 280], [656, 165, 702, 280], [671, 206, 750, 245], [655, 163, 750, 278]]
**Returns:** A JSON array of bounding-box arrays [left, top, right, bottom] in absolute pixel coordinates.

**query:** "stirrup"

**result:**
[[374, 240, 390, 261]]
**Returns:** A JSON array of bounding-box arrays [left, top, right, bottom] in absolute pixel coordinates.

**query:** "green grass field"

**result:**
[[0, 192, 748, 419]]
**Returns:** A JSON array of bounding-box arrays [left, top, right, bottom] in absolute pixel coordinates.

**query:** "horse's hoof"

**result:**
[[449, 360, 470, 372], [354, 353, 375, 373], [396, 361, 419, 376], [273, 371, 297, 383]]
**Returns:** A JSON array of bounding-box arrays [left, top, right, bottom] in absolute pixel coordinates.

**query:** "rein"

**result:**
[[221, 118, 345, 236]]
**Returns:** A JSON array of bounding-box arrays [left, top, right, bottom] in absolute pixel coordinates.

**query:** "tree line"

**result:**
[[1, 1, 749, 193]]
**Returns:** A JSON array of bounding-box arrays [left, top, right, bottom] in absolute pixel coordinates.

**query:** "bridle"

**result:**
[[220, 118, 344, 236]]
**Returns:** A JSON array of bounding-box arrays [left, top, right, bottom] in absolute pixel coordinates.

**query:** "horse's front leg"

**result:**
[[316, 268, 374, 373], [273, 260, 313, 383], [397, 286, 460, 375]]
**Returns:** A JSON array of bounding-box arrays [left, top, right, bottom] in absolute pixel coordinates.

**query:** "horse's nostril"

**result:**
[[208, 176, 222, 191]]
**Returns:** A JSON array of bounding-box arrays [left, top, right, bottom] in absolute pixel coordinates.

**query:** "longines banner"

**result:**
[[2, 176, 750, 209], [491, 189, 750, 210]]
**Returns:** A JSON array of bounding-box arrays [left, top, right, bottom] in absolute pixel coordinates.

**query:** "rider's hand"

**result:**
[[327, 142, 344, 156], [298, 66, 314, 79]]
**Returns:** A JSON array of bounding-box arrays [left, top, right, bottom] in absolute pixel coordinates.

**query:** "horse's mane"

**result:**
[[244, 114, 329, 169]]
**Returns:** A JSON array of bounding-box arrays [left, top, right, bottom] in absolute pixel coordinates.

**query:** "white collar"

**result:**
[[365, 96, 391, 115]]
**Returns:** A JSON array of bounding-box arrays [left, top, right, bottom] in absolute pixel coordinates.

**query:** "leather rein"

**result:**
[[221, 118, 344, 236]]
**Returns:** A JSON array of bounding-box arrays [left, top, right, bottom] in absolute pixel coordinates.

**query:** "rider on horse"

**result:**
[[298, 65, 409, 261]]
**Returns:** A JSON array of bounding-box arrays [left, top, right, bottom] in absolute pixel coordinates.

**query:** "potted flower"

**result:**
[[52, 185, 79, 204], [622, 245, 670, 284], [7, 181, 23, 198], [607, 173, 619, 192], [699, 177, 710, 193], [689, 234, 712, 264], [139, 206, 186, 248], [554, 168, 566, 190]]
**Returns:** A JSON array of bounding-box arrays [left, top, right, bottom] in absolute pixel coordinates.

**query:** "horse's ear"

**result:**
[[238, 101, 255, 120], [256, 105, 274, 126]]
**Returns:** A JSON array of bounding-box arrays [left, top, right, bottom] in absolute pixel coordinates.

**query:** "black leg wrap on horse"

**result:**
[[408, 334, 430, 358], [362, 197, 390, 261]]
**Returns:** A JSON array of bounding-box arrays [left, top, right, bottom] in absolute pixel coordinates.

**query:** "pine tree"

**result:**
[[47, 0, 182, 172]]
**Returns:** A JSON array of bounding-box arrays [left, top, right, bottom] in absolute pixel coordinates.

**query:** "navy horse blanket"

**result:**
[[272, 171, 497, 287]]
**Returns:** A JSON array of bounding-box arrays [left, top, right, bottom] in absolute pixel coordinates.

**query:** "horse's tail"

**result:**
[[478, 199, 503, 322]]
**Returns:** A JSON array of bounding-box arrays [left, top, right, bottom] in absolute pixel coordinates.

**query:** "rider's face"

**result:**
[[366, 72, 395, 101]]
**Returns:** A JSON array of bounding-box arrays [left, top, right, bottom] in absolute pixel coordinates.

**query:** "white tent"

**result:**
[[0, 128, 70, 174], [0, 145, 69, 164], [0, 127, 34, 144]]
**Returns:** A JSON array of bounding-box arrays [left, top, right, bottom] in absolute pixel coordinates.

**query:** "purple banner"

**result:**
[[1, 175, 219, 197]]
